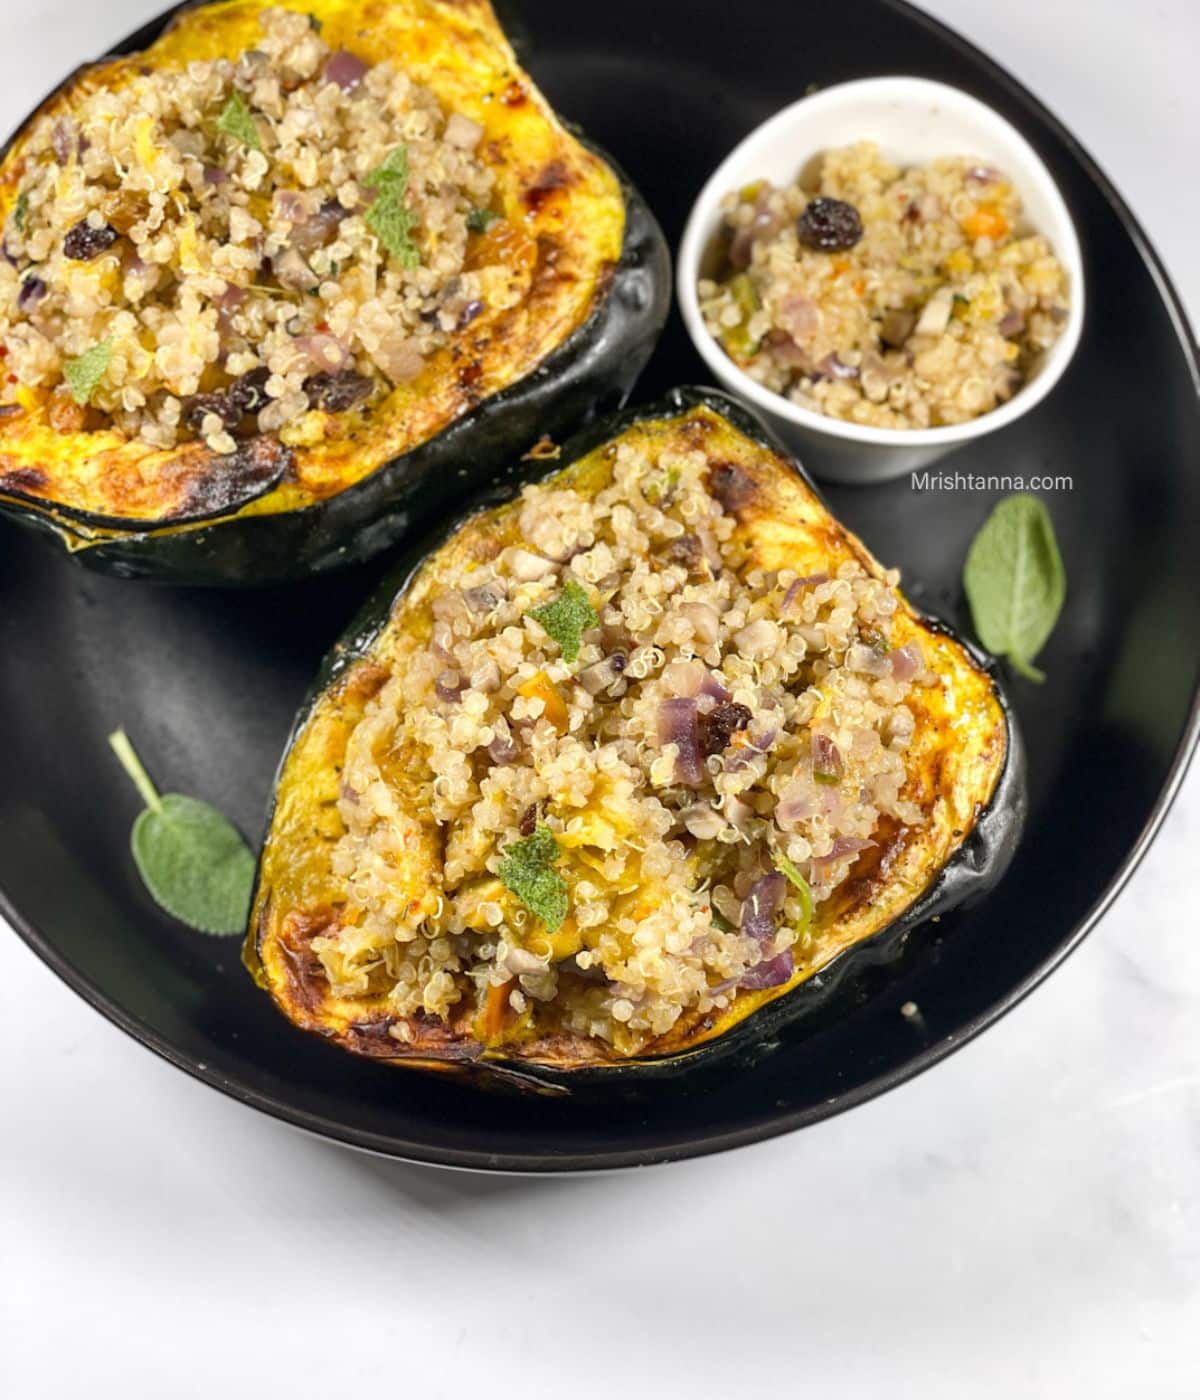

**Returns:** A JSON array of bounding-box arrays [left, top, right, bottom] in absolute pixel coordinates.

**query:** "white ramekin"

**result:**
[[677, 77, 1085, 484]]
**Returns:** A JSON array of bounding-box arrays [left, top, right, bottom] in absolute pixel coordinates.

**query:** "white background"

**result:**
[[2, 1, 1198, 1395]]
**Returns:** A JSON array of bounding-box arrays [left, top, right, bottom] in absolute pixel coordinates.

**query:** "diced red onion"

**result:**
[[295, 332, 350, 373], [997, 308, 1025, 337], [681, 600, 721, 645], [726, 725, 777, 772], [663, 658, 706, 698], [888, 642, 924, 683], [324, 49, 368, 91], [740, 948, 794, 990], [739, 872, 787, 942], [657, 698, 703, 786], [812, 732, 844, 784], [880, 309, 915, 348], [781, 573, 829, 611], [812, 836, 875, 871], [578, 655, 626, 695], [763, 328, 815, 371], [203, 165, 229, 186], [17, 276, 47, 310], [967, 165, 1000, 184], [435, 671, 465, 703], [464, 582, 505, 612], [698, 670, 730, 703], [728, 201, 783, 270], [371, 336, 424, 384], [51, 119, 77, 164], [696, 525, 723, 573], [817, 352, 860, 381], [291, 199, 348, 255], [273, 246, 319, 292], [779, 293, 819, 339], [488, 733, 519, 764], [275, 190, 309, 223]]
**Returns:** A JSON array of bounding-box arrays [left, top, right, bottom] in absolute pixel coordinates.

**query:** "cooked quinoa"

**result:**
[[699, 141, 1070, 429], [317, 434, 933, 1052], [0, 7, 501, 453]]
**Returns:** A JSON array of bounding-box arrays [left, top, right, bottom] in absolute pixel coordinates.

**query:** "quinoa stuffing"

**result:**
[[316, 433, 935, 1053], [0, 7, 503, 453], [699, 141, 1071, 429]]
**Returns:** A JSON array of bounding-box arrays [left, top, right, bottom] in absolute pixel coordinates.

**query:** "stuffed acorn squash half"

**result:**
[[0, 0, 668, 583], [247, 388, 1025, 1085]]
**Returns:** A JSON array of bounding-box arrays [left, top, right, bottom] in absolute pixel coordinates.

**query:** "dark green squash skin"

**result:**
[[0, 4, 671, 587], [247, 387, 1028, 1094]]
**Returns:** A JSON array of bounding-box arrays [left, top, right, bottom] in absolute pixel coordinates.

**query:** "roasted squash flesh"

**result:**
[[0, 0, 664, 580], [248, 391, 1023, 1081]]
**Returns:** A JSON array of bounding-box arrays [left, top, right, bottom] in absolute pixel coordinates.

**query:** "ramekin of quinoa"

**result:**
[[677, 77, 1084, 482]]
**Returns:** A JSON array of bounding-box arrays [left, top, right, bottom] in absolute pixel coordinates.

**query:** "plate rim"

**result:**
[[3, 0, 1199, 1172]]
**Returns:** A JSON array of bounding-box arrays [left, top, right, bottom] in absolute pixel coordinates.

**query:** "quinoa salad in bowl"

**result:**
[[698, 141, 1071, 431]]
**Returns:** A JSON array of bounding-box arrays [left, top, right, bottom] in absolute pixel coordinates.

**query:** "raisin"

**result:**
[[663, 535, 702, 572], [518, 802, 540, 836], [699, 702, 752, 757], [183, 392, 241, 435], [63, 220, 118, 261], [303, 369, 374, 412], [796, 197, 863, 252], [228, 366, 271, 417]]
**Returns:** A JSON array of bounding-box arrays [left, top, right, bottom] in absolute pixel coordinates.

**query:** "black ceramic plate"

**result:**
[[2, 0, 1197, 1172]]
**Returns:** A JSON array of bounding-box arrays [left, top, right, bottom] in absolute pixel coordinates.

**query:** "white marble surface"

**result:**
[[2, 0, 1198, 1394]]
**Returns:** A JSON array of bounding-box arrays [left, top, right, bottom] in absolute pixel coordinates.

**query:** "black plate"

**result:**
[[2, 0, 1197, 1171]]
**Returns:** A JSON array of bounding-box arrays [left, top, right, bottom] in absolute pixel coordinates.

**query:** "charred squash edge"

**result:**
[[244, 386, 1028, 1092], [0, 0, 670, 585]]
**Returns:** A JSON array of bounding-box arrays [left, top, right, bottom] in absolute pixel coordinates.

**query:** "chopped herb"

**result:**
[[498, 823, 568, 932], [366, 186, 419, 266], [364, 145, 419, 266], [108, 729, 256, 935], [710, 907, 734, 933], [466, 206, 499, 234], [367, 145, 410, 189], [12, 190, 28, 231], [528, 578, 598, 663], [963, 493, 1065, 682], [773, 852, 814, 936], [63, 338, 112, 405], [216, 89, 262, 152]]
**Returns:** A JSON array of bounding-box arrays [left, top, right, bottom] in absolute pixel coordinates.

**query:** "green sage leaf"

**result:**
[[216, 89, 262, 152], [63, 338, 112, 405], [108, 729, 255, 936], [963, 493, 1066, 683], [527, 578, 598, 663], [498, 824, 568, 932]]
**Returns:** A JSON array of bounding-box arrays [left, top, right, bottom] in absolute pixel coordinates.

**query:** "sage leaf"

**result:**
[[498, 824, 568, 932], [108, 729, 255, 935], [527, 578, 598, 663], [216, 90, 262, 152], [963, 493, 1065, 683], [63, 338, 112, 405]]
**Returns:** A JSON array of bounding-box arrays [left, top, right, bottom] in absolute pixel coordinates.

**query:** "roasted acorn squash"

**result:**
[[246, 388, 1026, 1085], [0, 0, 668, 583]]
